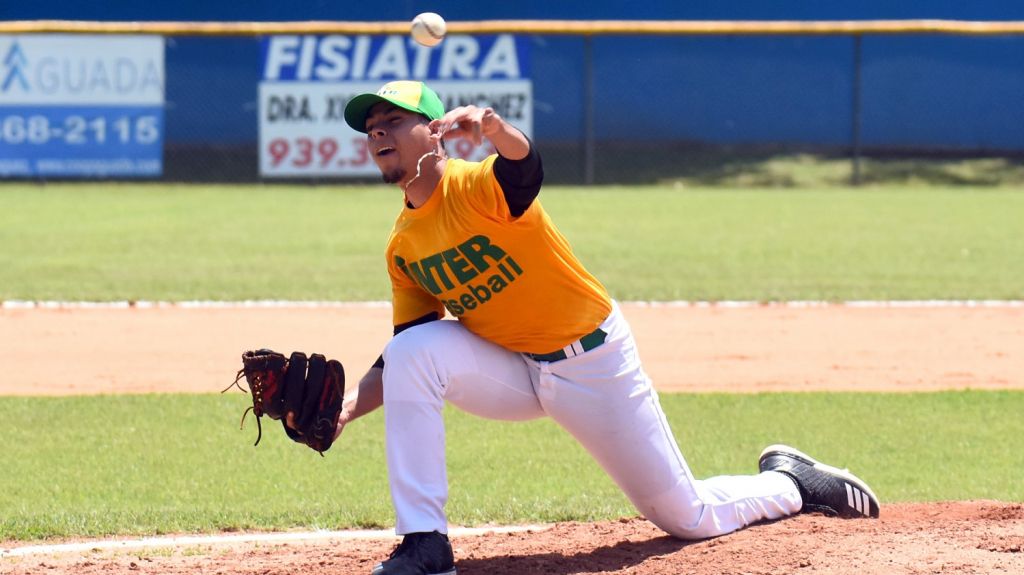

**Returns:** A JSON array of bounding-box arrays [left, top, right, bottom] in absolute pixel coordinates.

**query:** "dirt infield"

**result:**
[[2, 303, 1023, 574], [2, 302, 1022, 395]]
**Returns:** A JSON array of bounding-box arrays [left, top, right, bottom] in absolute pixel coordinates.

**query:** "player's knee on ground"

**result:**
[[653, 517, 726, 541], [642, 503, 720, 541], [636, 485, 752, 541]]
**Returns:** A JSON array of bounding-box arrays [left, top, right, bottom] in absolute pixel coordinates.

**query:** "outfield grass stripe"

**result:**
[[4, 185, 1022, 301], [1, 392, 1021, 540], [2, 299, 1022, 309], [0, 524, 548, 558]]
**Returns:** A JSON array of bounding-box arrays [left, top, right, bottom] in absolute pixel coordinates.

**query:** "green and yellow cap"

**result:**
[[344, 81, 445, 133]]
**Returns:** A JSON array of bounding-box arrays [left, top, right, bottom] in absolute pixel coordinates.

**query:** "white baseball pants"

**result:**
[[381, 301, 801, 539]]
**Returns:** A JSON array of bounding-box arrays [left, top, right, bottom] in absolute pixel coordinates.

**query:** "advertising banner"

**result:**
[[0, 35, 165, 177], [258, 34, 531, 178]]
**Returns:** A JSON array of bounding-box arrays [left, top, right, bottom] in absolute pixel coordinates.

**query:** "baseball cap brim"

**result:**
[[343, 94, 417, 133], [344, 82, 445, 133]]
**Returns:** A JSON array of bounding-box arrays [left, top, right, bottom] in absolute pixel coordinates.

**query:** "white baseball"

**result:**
[[411, 12, 446, 47]]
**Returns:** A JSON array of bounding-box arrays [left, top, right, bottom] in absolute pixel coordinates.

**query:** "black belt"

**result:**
[[525, 327, 607, 362]]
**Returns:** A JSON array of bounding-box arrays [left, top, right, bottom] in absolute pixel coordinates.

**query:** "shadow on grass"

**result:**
[[542, 141, 1024, 187]]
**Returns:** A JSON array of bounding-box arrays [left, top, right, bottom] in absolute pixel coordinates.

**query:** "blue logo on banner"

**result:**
[[1, 41, 29, 93]]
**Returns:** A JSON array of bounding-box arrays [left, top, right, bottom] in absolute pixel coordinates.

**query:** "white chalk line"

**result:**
[[2, 299, 1022, 310], [0, 300, 394, 309], [0, 524, 549, 559]]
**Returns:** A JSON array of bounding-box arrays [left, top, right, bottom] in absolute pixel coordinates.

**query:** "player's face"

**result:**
[[364, 103, 433, 185]]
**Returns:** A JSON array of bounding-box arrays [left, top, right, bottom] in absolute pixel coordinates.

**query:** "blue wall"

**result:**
[[5, 1, 1023, 22], [4, 2, 1024, 151]]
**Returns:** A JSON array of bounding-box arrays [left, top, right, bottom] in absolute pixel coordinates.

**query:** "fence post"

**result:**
[[851, 33, 864, 186], [583, 35, 596, 185]]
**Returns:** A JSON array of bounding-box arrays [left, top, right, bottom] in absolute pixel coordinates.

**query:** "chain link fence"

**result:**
[[2, 20, 1023, 185]]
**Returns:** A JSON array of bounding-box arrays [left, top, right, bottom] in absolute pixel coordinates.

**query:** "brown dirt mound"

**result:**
[[4, 502, 1022, 575]]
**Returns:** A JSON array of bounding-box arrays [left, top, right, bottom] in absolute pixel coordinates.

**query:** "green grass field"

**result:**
[[0, 182, 1021, 542], [1, 391, 1021, 540], [1, 183, 1022, 301]]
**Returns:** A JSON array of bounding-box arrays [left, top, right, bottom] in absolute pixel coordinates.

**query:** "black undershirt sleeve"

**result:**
[[493, 140, 544, 218], [371, 311, 442, 369]]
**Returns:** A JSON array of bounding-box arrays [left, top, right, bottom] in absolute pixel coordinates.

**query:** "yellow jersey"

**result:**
[[385, 155, 612, 354]]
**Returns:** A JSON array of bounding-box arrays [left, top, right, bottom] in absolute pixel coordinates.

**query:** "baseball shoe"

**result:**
[[371, 531, 456, 575], [759, 444, 880, 519]]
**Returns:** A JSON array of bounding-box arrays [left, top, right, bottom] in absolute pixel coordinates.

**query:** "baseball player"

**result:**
[[336, 80, 880, 575]]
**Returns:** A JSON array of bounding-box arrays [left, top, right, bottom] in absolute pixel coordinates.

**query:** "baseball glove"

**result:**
[[225, 349, 345, 454]]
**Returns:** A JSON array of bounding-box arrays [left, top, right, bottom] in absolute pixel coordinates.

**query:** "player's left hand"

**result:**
[[332, 402, 355, 441]]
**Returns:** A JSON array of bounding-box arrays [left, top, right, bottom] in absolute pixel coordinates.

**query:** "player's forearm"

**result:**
[[341, 366, 384, 423], [487, 119, 530, 161]]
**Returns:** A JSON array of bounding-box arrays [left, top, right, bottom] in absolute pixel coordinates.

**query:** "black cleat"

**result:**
[[759, 444, 880, 519], [371, 531, 457, 575]]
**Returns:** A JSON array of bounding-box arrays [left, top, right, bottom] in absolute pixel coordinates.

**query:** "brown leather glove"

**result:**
[[227, 349, 345, 454]]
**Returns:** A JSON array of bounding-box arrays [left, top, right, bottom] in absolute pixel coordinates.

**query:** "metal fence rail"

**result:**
[[4, 19, 1024, 36]]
